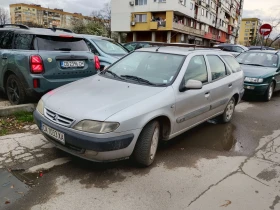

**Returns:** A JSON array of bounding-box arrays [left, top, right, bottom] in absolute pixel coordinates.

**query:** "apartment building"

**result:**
[[9, 3, 92, 28], [111, 0, 244, 46], [238, 18, 261, 46]]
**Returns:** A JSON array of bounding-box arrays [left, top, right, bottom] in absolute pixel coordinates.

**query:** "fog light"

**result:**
[[245, 86, 255, 90], [84, 150, 98, 158]]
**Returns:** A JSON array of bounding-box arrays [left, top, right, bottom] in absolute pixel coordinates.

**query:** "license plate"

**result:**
[[61, 61, 85, 68], [42, 124, 65, 144]]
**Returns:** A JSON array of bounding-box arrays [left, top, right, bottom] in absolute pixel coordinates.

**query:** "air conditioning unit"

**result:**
[[206, 4, 209, 8], [129, 1, 134, 6], [131, 21, 135, 26]]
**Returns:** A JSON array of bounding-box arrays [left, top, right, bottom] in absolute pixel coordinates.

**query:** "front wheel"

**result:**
[[133, 121, 160, 167], [218, 97, 236, 123], [264, 82, 274, 102]]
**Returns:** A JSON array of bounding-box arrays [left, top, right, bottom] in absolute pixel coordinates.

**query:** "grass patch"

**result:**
[[13, 111, 34, 123], [0, 111, 34, 136]]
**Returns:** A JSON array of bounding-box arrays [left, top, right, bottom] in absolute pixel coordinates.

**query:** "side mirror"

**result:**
[[185, 80, 203, 90]]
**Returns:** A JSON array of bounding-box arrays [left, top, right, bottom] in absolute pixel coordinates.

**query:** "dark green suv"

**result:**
[[0, 24, 100, 105]]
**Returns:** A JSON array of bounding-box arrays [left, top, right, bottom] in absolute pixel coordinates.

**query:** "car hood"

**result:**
[[43, 75, 166, 122], [241, 65, 277, 77]]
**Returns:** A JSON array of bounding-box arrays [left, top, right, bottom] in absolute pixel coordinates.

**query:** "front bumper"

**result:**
[[34, 110, 140, 162], [244, 83, 269, 96]]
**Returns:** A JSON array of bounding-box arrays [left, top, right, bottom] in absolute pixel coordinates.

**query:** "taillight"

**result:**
[[94, 55, 100, 70], [30, 55, 44, 74]]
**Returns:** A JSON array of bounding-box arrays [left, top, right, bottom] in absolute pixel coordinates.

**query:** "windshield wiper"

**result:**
[[54, 48, 72, 51], [104, 70, 124, 80], [240, 63, 265, 67], [120, 75, 157, 85]]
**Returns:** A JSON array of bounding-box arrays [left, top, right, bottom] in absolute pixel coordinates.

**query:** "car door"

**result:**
[[174, 55, 212, 134], [0, 31, 14, 90], [205, 55, 234, 115]]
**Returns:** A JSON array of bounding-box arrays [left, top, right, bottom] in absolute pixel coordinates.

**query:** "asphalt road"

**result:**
[[1, 92, 280, 210]]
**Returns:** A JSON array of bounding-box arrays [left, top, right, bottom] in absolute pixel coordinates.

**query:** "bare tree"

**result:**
[[264, 15, 280, 46], [0, 7, 9, 25], [91, 2, 111, 37]]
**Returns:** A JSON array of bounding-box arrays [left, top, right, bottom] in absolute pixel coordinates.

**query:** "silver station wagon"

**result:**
[[34, 47, 244, 166]]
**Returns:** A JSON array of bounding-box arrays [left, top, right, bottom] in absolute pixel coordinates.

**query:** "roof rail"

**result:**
[[48, 27, 73, 33], [0, 24, 29, 29]]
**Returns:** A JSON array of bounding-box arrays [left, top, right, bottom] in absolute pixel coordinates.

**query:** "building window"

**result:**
[[245, 21, 250, 24], [135, 14, 147, 22], [206, 11, 208, 18], [244, 37, 248, 40], [190, 2, 193, 10], [191, 20, 194, 27], [135, 0, 147, 5], [201, 8, 204, 16], [245, 29, 249, 32]]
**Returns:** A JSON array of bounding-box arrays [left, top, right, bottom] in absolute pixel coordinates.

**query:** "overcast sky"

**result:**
[[1, 0, 279, 35]]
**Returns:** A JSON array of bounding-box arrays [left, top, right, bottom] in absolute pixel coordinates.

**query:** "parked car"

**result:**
[[123, 41, 165, 52], [81, 35, 129, 70], [236, 50, 280, 101], [0, 24, 99, 105], [249, 46, 276, 50], [214, 44, 248, 57], [34, 47, 244, 166]]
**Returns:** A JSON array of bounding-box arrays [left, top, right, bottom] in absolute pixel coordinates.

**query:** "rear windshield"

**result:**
[[92, 39, 128, 55], [36, 36, 89, 51]]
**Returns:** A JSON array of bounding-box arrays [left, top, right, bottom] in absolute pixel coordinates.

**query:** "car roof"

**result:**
[[242, 50, 279, 54], [0, 27, 83, 38], [136, 46, 232, 56], [79, 34, 114, 41]]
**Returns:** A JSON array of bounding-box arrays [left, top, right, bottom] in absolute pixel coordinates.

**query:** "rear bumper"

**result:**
[[33, 110, 140, 162], [244, 83, 269, 96]]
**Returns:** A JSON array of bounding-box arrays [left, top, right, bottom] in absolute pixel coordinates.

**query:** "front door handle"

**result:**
[[228, 83, 232, 88], [205, 92, 210, 98], [2, 57, 7, 59]]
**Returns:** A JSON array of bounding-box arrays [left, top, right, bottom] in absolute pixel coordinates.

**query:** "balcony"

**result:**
[[217, 36, 227, 43], [150, 22, 158, 30], [173, 22, 205, 37], [204, 32, 213, 40]]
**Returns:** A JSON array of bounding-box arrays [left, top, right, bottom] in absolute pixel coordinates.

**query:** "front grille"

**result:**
[[44, 108, 74, 127]]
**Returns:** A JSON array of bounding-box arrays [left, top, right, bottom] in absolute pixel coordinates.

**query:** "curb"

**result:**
[[0, 104, 36, 117]]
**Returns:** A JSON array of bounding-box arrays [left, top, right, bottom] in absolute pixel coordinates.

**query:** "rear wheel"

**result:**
[[6, 74, 26, 105], [218, 97, 236, 123], [133, 121, 160, 167], [264, 82, 274, 102]]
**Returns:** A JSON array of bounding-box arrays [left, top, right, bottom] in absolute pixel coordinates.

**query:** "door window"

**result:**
[[184, 56, 208, 84], [207, 55, 227, 80], [0, 31, 14, 49], [232, 46, 244, 53], [124, 43, 137, 52], [84, 40, 100, 55]]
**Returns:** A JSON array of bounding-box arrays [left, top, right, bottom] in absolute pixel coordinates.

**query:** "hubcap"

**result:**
[[150, 126, 159, 160], [268, 84, 273, 100], [7, 79, 20, 104], [225, 100, 235, 121]]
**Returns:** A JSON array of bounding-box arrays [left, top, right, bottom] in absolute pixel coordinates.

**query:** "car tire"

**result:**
[[6, 74, 26, 105], [133, 121, 160, 167], [264, 82, 274, 102], [218, 97, 236, 123]]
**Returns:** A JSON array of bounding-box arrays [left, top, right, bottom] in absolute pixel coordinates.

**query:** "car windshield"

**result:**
[[36, 36, 89, 51], [236, 52, 279, 67], [92, 39, 128, 55], [102, 51, 185, 86]]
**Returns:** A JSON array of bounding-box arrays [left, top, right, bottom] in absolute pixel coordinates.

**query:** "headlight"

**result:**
[[73, 120, 120, 134], [36, 99, 44, 115], [244, 77, 263, 83]]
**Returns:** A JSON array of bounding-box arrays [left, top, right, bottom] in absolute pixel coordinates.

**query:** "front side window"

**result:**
[[207, 55, 227, 80], [124, 43, 137, 52], [184, 56, 208, 84], [102, 52, 185, 86], [236, 52, 279, 68], [92, 39, 128, 55], [222, 55, 241, 73], [0, 31, 14, 49], [135, 0, 147, 5], [14, 34, 34, 50]]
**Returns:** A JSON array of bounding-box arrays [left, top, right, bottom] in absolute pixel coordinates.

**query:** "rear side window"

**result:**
[[14, 34, 35, 50], [221, 55, 241, 73], [0, 31, 14, 49], [35, 36, 89, 51], [207, 55, 227, 80]]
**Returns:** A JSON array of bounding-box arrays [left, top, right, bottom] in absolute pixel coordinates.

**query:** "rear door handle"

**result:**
[[2, 57, 7, 59], [205, 92, 210, 98], [228, 84, 232, 88]]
